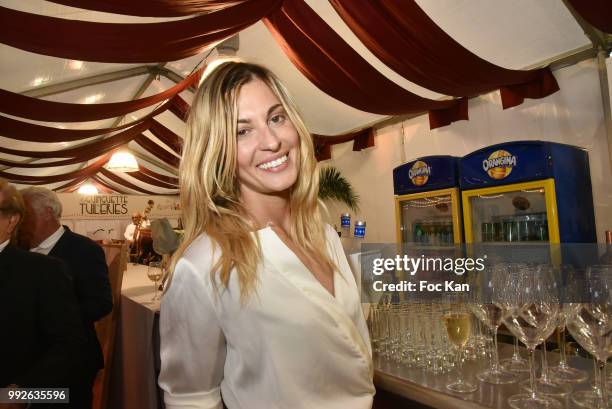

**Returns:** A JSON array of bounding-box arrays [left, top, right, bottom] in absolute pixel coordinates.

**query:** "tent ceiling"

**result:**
[[0, 0, 596, 194]]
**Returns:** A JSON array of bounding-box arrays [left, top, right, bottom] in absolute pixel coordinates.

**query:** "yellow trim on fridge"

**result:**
[[394, 187, 462, 245], [461, 178, 560, 243]]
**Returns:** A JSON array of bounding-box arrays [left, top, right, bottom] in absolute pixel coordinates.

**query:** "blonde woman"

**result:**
[[158, 61, 374, 409]]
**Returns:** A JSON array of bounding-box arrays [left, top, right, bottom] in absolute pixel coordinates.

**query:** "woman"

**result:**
[[158, 61, 374, 409]]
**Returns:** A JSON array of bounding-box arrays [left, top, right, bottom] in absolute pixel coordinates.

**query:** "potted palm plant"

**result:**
[[318, 167, 359, 211]]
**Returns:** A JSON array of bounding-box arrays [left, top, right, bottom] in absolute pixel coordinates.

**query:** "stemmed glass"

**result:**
[[503, 264, 562, 409], [517, 266, 572, 397], [444, 304, 478, 393], [147, 261, 163, 302], [566, 265, 612, 409], [549, 264, 589, 383], [470, 264, 519, 384]]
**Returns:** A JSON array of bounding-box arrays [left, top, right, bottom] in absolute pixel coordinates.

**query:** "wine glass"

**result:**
[[470, 263, 519, 384], [549, 264, 589, 384], [444, 305, 478, 393], [566, 265, 612, 409], [147, 261, 163, 302], [517, 266, 572, 397], [503, 264, 562, 409]]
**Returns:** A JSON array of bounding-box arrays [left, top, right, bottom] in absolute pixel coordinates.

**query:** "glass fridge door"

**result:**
[[464, 182, 553, 244], [396, 190, 458, 246]]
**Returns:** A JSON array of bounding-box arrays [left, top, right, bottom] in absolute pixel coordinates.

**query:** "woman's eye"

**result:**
[[237, 128, 249, 137], [270, 114, 285, 124]]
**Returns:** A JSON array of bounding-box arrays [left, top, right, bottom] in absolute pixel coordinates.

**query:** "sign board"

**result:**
[[57, 193, 181, 220]]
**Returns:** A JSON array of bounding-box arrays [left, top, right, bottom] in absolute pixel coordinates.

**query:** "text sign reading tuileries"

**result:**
[[80, 195, 128, 216], [57, 193, 181, 220]]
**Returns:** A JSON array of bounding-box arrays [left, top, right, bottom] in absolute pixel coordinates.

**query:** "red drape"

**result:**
[[313, 128, 375, 161], [499, 68, 560, 109], [99, 168, 160, 195], [0, 1, 280, 63], [168, 96, 191, 122], [126, 170, 178, 189], [134, 135, 180, 168], [329, 0, 560, 101], [0, 71, 199, 122], [0, 154, 110, 183], [148, 120, 182, 155], [45, 0, 244, 17], [54, 176, 90, 193], [0, 120, 151, 159], [0, 100, 172, 142], [91, 175, 130, 195], [566, 0, 612, 34], [138, 165, 179, 185], [428, 98, 469, 129], [263, 0, 462, 119]]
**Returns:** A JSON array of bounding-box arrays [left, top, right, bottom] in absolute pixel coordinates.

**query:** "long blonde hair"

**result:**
[[169, 61, 335, 301]]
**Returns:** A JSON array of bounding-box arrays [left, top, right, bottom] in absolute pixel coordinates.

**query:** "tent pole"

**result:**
[[596, 48, 612, 170]]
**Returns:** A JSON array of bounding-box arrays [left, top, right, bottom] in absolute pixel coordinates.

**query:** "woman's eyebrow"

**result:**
[[267, 104, 283, 116]]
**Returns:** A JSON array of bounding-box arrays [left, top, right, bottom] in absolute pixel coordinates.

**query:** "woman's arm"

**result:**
[[158, 257, 226, 409]]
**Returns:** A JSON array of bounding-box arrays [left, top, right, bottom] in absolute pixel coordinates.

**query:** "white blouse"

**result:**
[[158, 224, 374, 409]]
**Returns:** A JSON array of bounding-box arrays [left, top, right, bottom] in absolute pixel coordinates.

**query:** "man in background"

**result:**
[[0, 179, 88, 409], [124, 211, 143, 245], [20, 187, 113, 409]]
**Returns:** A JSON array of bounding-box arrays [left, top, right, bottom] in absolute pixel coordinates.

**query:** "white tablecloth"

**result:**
[[108, 264, 162, 409]]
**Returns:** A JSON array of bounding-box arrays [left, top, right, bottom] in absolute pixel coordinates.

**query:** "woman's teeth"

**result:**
[[258, 155, 288, 170]]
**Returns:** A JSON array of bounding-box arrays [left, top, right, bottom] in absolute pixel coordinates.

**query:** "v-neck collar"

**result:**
[[257, 226, 337, 300], [256, 226, 373, 376]]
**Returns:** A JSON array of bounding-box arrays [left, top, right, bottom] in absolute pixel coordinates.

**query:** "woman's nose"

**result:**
[[259, 126, 281, 151]]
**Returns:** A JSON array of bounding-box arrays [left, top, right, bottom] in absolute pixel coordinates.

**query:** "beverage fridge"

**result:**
[[459, 141, 596, 245], [393, 156, 463, 246]]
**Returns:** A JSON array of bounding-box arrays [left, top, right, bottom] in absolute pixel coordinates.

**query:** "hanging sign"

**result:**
[[57, 193, 180, 220]]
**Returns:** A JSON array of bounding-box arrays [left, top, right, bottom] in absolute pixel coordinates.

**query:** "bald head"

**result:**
[[20, 186, 62, 248]]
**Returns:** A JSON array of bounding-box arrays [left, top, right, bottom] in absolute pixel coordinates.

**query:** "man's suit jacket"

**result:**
[[0, 245, 88, 389], [49, 227, 113, 373]]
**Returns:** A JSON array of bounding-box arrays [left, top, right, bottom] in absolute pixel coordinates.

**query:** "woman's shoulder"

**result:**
[[176, 233, 219, 275]]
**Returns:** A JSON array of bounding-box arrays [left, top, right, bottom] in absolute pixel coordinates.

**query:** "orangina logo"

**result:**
[[482, 150, 516, 179], [408, 161, 431, 186]]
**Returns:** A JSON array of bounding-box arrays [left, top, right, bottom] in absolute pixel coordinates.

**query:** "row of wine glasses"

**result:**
[[373, 263, 611, 409]]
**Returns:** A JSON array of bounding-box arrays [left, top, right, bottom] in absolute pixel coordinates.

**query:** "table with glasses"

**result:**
[[369, 263, 611, 409], [108, 262, 163, 409]]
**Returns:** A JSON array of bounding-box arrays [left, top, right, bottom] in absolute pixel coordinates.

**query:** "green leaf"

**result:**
[[318, 167, 359, 212]]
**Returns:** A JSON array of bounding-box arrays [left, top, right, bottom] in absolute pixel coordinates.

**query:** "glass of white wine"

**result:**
[[444, 307, 477, 393], [147, 261, 163, 302]]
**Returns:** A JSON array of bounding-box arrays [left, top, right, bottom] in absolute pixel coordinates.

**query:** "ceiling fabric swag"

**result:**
[[0, 100, 173, 142], [566, 0, 612, 34], [90, 175, 130, 195], [429, 98, 469, 130], [100, 168, 162, 195], [125, 170, 178, 189], [134, 135, 180, 168], [263, 0, 460, 118], [53, 176, 90, 193], [168, 96, 191, 122], [44, 0, 245, 17], [0, 1, 280, 63], [499, 68, 560, 109], [0, 153, 111, 183], [0, 70, 200, 122], [148, 120, 182, 155], [328, 0, 560, 100], [137, 165, 179, 185], [313, 128, 375, 161], [0, 120, 151, 159]]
